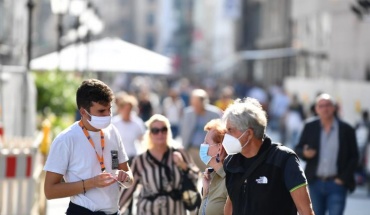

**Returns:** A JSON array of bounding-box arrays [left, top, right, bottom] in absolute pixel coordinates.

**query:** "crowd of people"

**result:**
[[43, 78, 365, 215]]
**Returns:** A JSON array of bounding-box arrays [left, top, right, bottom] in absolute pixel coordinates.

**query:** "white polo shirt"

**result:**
[[44, 121, 128, 214], [112, 114, 145, 158]]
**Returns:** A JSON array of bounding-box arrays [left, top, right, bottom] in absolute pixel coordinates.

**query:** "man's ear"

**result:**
[[80, 107, 88, 119], [248, 128, 255, 139]]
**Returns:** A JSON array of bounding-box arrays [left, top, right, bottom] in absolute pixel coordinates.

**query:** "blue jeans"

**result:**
[[309, 179, 347, 215], [170, 125, 179, 139]]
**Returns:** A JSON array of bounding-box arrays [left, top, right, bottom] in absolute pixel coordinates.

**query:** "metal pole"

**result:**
[[57, 14, 63, 52], [26, 0, 34, 70], [57, 13, 63, 71], [0, 65, 3, 142], [24, 0, 34, 137]]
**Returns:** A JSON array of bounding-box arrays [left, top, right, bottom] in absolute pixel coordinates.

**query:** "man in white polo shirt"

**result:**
[[44, 79, 134, 215], [112, 93, 145, 164]]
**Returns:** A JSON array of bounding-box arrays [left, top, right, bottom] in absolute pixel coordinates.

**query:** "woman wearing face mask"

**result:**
[[198, 119, 228, 215], [119, 114, 199, 215]]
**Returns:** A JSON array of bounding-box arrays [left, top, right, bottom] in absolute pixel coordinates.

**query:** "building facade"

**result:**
[[254, 0, 292, 83], [292, 0, 370, 80], [30, 0, 178, 62], [192, 0, 238, 78], [0, 0, 29, 66], [233, 0, 293, 85]]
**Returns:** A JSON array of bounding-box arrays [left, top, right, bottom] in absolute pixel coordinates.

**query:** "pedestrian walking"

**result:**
[[180, 89, 222, 171], [43, 79, 134, 215], [162, 87, 185, 139], [119, 114, 199, 215], [295, 93, 359, 215], [112, 93, 145, 163], [214, 86, 234, 111], [222, 98, 314, 215], [198, 119, 228, 215]]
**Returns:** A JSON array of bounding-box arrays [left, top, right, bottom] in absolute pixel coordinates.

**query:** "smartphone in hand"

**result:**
[[207, 168, 214, 173]]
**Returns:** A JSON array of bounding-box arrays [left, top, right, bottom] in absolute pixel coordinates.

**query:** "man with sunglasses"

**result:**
[[44, 79, 134, 215]]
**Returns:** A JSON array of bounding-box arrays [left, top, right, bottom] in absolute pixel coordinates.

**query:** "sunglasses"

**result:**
[[150, 126, 168, 135]]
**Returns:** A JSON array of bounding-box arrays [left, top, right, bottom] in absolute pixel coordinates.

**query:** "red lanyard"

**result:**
[[79, 120, 106, 172]]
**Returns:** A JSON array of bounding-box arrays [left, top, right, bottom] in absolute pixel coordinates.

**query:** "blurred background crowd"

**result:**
[[1, 0, 370, 214]]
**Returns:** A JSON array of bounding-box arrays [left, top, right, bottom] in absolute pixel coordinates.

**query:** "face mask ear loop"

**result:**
[[84, 109, 92, 120], [241, 138, 251, 149], [237, 130, 247, 147]]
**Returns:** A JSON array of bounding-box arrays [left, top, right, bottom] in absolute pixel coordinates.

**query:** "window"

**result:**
[[147, 13, 154, 26], [146, 34, 155, 50], [0, 1, 4, 41]]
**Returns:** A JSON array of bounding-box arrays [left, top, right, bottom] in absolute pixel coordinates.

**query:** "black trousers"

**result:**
[[66, 201, 118, 215]]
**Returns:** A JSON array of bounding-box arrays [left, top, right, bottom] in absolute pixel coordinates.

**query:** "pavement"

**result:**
[[46, 185, 370, 215], [46, 197, 69, 215], [344, 185, 370, 215]]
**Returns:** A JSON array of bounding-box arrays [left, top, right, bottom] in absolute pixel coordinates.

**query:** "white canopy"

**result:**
[[30, 37, 172, 75]]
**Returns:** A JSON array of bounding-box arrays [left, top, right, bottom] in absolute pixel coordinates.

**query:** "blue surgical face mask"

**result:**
[[199, 143, 216, 165]]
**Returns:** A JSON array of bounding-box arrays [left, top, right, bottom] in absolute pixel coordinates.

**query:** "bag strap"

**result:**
[[234, 144, 275, 192]]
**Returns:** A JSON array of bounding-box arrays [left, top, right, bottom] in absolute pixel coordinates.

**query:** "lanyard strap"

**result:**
[[79, 120, 106, 172]]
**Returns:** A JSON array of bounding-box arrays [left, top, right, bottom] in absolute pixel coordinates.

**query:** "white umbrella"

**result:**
[[30, 37, 172, 75]]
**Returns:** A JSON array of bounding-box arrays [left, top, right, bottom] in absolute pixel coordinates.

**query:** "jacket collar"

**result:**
[[224, 136, 272, 173]]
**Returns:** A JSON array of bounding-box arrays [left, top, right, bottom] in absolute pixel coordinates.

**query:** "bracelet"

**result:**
[[82, 179, 86, 195], [121, 173, 133, 188]]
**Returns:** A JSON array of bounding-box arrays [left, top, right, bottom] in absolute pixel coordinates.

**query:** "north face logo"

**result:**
[[256, 176, 268, 184]]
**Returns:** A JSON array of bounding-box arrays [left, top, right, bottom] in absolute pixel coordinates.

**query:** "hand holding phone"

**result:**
[[207, 168, 214, 173]]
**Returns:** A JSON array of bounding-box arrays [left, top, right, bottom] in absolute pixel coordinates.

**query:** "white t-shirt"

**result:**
[[44, 122, 129, 214], [162, 97, 184, 125], [112, 115, 145, 158]]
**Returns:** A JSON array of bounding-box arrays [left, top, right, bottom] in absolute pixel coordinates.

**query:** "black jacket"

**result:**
[[295, 117, 359, 192], [224, 138, 303, 215]]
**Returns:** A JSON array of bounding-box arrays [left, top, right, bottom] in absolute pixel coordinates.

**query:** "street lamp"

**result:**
[[69, 0, 87, 16], [50, 0, 69, 70], [26, 0, 35, 70]]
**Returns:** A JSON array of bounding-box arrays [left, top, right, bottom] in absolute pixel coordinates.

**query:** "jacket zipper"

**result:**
[[242, 179, 248, 214]]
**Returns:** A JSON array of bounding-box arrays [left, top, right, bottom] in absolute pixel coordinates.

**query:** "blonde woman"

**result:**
[[119, 114, 199, 215]]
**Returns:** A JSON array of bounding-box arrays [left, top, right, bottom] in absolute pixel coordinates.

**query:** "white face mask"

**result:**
[[222, 131, 250, 155], [85, 110, 112, 129]]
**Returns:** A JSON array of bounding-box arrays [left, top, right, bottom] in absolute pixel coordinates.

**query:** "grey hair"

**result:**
[[315, 93, 336, 106], [222, 97, 267, 139]]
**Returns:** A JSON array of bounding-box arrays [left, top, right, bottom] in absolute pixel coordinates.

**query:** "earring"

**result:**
[[216, 153, 220, 163]]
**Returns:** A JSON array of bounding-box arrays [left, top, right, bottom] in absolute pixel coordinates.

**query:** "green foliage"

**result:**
[[34, 72, 81, 115], [33, 72, 82, 136]]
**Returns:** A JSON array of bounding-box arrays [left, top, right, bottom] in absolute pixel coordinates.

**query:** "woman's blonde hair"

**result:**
[[143, 114, 173, 149]]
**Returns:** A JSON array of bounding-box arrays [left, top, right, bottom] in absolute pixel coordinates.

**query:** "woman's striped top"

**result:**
[[119, 147, 199, 215]]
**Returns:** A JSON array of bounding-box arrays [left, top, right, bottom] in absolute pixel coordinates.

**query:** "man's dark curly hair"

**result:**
[[76, 79, 114, 111]]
